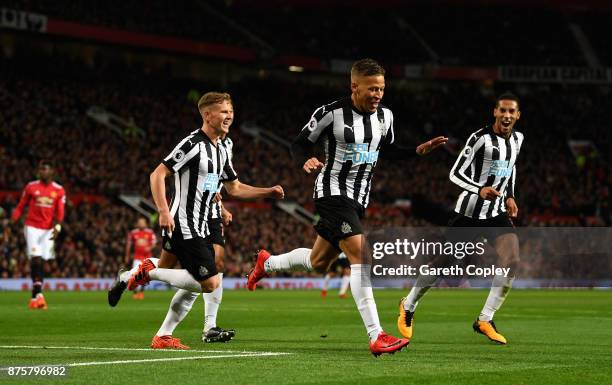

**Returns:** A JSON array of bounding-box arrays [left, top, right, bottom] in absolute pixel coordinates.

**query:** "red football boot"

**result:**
[[150, 335, 190, 350], [369, 331, 410, 357], [246, 250, 270, 291], [127, 259, 155, 290]]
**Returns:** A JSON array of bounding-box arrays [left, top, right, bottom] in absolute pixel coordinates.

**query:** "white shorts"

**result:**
[[24, 225, 55, 260]]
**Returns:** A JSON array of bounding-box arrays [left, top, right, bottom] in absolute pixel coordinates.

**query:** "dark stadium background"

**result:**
[[1, 0, 610, 281]]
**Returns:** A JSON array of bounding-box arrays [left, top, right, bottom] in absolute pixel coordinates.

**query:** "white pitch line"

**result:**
[[0, 352, 292, 370], [0, 345, 272, 354]]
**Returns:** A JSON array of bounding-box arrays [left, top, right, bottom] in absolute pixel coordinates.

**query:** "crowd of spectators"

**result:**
[[6, 1, 612, 66]]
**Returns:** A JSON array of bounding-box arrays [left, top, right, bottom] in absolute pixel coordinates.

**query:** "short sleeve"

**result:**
[[162, 136, 200, 173], [302, 105, 333, 143]]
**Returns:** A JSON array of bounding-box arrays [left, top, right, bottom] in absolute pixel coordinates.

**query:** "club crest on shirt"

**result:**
[[378, 118, 388, 136], [173, 149, 185, 162], [341, 221, 352, 234], [50, 191, 57, 198], [463, 147, 472, 156]]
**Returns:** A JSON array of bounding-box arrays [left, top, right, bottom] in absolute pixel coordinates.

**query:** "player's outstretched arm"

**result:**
[[150, 163, 175, 234], [380, 136, 448, 160], [223, 179, 285, 200]]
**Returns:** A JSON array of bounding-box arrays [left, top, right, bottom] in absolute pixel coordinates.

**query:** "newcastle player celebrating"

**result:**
[[398, 93, 524, 345], [123, 92, 283, 349], [247, 58, 447, 356]]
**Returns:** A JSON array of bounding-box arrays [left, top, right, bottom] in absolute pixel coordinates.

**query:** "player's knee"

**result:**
[[311, 258, 329, 274], [200, 275, 220, 293]]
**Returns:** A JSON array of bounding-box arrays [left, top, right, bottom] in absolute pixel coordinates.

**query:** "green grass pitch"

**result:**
[[1, 289, 611, 385]]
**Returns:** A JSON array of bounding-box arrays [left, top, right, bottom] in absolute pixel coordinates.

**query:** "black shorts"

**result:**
[[314, 196, 364, 252], [447, 212, 516, 244], [207, 219, 225, 247], [162, 232, 217, 281]]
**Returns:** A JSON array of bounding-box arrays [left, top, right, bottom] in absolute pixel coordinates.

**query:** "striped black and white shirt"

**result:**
[[162, 129, 237, 239], [450, 126, 524, 219], [208, 137, 234, 221], [293, 97, 395, 208]]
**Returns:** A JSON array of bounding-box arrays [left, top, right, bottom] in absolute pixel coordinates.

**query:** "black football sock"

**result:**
[[31, 258, 44, 298]]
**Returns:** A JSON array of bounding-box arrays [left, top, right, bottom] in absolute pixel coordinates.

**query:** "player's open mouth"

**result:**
[[501, 120, 512, 128]]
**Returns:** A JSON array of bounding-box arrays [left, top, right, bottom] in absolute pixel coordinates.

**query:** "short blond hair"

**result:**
[[197, 92, 232, 112], [351, 58, 385, 78]]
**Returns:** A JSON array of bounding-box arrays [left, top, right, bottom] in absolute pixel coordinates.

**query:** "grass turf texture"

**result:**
[[1, 289, 611, 385]]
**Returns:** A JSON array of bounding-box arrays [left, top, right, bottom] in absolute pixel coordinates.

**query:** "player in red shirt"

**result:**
[[11, 160, 66, 310], [125, 217, 157, 300]]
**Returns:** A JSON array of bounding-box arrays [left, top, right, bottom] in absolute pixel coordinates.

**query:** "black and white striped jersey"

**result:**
[[450, 126, 524, 219], [297, 97, 394, 208], [208, 136, 234, 221], [162, 129, 237, 239]]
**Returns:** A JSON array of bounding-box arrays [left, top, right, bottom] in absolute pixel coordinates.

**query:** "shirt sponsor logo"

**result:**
[[204, 174, 220, 192], [489, 160, 512, 177], [35, 196, 54, 207], [342, 143, 379, 165]]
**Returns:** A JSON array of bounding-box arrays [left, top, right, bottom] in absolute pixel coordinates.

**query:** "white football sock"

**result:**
[[156, 289, 198, 336], [404, 273, 438, 312], [322, 273, 331, 291], [149, 268, 202, 292], [264, 248, 312, 272], [119, 269, 132, 283], [479, 275, 515, 321], [350, 264, 382, 342], [203, 273, 223, 332], [119, 258, 159, 283], [339, 275, 350, 296]]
